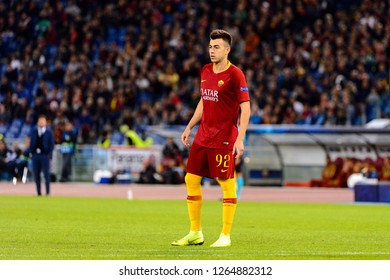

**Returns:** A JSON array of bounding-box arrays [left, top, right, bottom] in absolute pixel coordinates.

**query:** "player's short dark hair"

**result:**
[[209, 29, 232, 47]]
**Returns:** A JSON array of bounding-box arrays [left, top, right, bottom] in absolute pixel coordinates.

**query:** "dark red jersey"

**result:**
[[194, 62, 250, 150]]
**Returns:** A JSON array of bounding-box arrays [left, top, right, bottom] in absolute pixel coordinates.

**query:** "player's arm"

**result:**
[[181, 99, 203, 147], [233, 100, 250, 158]]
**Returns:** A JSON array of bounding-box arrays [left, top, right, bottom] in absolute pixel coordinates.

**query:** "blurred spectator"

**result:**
[[0, 103, 10, 124], [14, 97, 29, 120], [59, 120, 77, 182], [0, 76, 13, 96], [137, 155, 163, 184], [8, 93, 21, 120], [120, 124, 153, 148], [97, 129, 111, 148], [94, 97, 110, 135], [162, 137, 182, 164], [161, 157, 183, 184], [50, 61, 65, 85], [378, 157, 390, 181], [305, 105, 325, 125], [160, 137, 184, 184], [76, 108, 94, 144], [366, 87, 381, 122], [11, 143, 29, 184], [157, 63, 179, 97], [0, 139, 17, 181]]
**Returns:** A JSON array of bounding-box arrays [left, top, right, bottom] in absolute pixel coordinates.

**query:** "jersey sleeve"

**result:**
[[233, 68, 250, 103]]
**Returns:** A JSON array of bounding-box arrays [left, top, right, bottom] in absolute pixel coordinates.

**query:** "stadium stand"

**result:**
[[0, 0, 389, 185]]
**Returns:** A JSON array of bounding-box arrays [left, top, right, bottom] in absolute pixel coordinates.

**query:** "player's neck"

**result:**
[[213, 59, 230, 73]]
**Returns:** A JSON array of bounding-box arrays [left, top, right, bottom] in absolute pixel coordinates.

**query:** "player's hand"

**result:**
[[181, 128, 191, 147], [233, 139, 244, 159]]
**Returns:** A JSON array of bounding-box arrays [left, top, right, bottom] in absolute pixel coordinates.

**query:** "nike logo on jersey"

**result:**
[[201, 80, 207, 83], [221, 169, 228, 173]]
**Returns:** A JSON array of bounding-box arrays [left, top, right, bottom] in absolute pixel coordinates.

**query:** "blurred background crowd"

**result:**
[[0, 0, 389, 183], [1, 0, 389, 142]]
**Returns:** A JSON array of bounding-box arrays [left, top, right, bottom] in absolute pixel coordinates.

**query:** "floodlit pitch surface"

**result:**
[[0, 196, 389, 260]]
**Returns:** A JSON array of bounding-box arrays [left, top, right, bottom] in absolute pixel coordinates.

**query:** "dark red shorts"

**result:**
[[186, 142, 235, 179]]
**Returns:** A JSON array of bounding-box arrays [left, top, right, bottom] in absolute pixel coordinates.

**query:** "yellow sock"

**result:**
[[217, 178, 237, 235], [185, 173, 203, 231]]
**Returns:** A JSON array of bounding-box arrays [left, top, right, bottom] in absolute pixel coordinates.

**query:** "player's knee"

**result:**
[[217, 178, 236, 198], [185, 173, 202, 187]]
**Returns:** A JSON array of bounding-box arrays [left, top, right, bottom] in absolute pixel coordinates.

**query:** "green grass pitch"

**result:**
[[0, 196, 389, 260]]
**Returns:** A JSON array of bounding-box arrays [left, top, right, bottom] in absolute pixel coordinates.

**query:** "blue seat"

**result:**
[[19, 126, 31, 137], [117, 27, 127, 48], [11, 118, 24, 128], [105, 26, 118, 44], [8, 126, 20, 134], [20, 124, 31, 132], [5, 131, 18, 138]]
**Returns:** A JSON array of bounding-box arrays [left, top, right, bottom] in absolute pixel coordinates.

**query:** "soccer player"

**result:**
[[171, 29, 250, 247]]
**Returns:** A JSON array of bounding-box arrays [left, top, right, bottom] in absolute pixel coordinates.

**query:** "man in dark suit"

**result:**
[[26, 115, 55, 196]]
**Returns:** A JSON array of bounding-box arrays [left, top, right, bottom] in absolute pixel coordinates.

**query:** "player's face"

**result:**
[[209, 38, 230, 63]]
